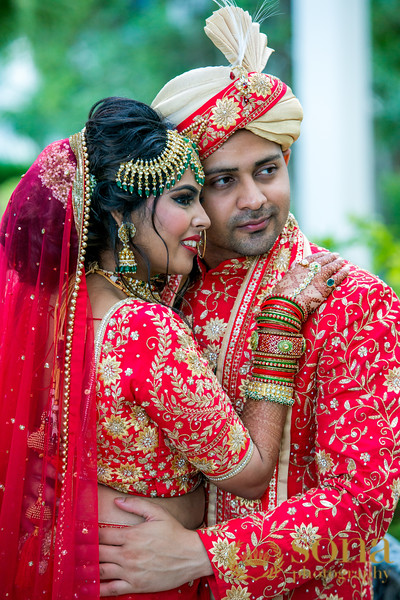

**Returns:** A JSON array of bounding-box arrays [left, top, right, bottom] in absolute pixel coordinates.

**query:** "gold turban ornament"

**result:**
[[152, 0, 303, 158]]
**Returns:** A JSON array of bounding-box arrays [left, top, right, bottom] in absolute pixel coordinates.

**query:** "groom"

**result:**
[[99, 4, 400, 599]]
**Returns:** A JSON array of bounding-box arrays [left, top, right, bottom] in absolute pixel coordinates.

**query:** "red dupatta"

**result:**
[[0, 133, 99, 598]]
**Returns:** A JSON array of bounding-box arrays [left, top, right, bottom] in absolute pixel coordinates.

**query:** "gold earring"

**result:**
[[197, 229, 207, 260], [116, 222, 137, 274]]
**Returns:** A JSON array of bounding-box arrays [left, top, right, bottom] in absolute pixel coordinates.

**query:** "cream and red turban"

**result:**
[[152, 2, 303, 159]]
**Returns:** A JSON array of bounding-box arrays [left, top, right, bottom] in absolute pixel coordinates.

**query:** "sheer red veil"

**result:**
[[0, 131, 99, 598]]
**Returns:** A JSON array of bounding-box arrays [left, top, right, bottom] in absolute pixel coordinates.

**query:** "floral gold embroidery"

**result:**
[[223, 586, 251, 600], [210, 538, 240, 569], [203, 317, 228, 342], [136, 426, 158, 452], [211, 98, 240, 130], [315, 450, 334, 475], [171, 454, 190, 475], [103, 415, 130, 439], [228, 423, 248, 453], [384, 366, 400, 392], [248, 72, 272, 97], [117, 463, 142, 483], [186, 352, 208, 376], [290, 523, 321, 550], [97, 460, 113, 483], [98, 354, 122, 386], [273, 247, 291, 272], [130, 405, 150, 427], [190, 456, 215, 474]]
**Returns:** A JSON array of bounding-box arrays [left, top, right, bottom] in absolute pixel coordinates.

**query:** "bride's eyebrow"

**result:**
[[167, 184, 199, 194]]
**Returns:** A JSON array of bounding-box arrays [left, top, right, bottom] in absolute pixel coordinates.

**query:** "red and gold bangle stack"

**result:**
[[245, 296, 306, 406], [257, 295, 306, 332]]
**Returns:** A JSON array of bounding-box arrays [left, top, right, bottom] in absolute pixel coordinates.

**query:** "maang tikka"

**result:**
[[116, 222, 137, 274], [115, 129, 205, 198]]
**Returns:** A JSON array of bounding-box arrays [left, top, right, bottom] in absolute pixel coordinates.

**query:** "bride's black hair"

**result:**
[[84, 96, 174, 282]]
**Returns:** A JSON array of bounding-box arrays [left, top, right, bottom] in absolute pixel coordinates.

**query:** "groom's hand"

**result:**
[[99, 496, 212, 596]]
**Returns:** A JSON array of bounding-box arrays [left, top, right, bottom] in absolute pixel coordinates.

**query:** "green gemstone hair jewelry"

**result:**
[[115, 129, 205, 198]]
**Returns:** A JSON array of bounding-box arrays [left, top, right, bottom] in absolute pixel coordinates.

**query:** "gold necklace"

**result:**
[[89, 264, 161, 303]]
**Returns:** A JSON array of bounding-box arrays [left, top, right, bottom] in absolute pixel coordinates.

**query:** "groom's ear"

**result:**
[[283, 148, 291, 166]]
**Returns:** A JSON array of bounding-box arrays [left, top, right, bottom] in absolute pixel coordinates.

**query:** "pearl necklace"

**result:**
[[90, 264, 161, 303]]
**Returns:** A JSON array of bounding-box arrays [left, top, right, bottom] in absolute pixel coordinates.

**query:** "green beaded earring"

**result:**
[[116, 222, 137, 274]]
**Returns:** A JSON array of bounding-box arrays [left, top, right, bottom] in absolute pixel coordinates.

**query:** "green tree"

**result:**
[[0, 0, 290, 147], [371, 0, 400, 237]]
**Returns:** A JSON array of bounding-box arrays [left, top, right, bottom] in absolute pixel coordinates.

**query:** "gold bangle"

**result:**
[[244, 379, 295, 406], [250, 331, 306, 358]]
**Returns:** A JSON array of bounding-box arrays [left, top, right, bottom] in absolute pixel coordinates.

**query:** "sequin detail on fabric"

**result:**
[[38, 140, 76, 207]]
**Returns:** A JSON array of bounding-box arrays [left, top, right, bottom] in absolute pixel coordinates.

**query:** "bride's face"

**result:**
[[133, 169, 210, 277]]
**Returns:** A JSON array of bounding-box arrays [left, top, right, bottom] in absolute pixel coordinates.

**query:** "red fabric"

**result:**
[[102, 585, 210, 600], [0, 140, 99, 598], [185, 226, 400, 599], [96, 300, 253, 497], [177, 72, 286, 159]]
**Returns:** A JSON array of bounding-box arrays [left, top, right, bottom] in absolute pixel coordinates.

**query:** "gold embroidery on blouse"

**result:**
[[96, 299, 251, 495]]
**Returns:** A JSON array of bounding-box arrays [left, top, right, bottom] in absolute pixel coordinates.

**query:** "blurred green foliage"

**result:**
[[316, 214, 400, 297], [389, 505, 400, 539], [371, 0, 400, 167], [0, 0, 290, 208], [370, 0, 400, 298], [0, 0, 290, 146]]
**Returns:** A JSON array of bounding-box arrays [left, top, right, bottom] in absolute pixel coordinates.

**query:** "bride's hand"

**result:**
[[271, 251, 350, 318]]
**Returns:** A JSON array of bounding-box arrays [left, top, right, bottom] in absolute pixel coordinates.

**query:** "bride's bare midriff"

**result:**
[[98, 483, 205, 530]]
